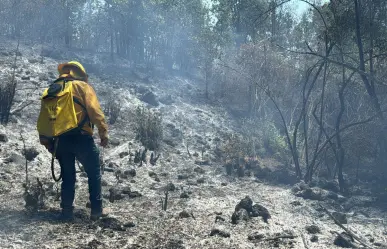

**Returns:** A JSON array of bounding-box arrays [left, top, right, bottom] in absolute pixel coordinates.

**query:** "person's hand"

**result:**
[[100, 136, 109, 147]]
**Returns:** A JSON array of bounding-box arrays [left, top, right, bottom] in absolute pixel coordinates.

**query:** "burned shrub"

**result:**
[[134, 106, 163, 151], [104, 92, 122, 125], [221, 134, 260, 177], [0, 76, 17, 124]]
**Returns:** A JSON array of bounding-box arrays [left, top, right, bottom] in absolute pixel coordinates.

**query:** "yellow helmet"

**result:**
[[58, 61, 87, 79]]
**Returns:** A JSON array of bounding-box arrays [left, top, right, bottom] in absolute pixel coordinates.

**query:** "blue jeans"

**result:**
[[56, 134, 102, 213]]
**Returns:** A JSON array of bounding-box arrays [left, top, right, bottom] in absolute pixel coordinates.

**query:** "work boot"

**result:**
[[90, 208, 109, 221], [59, 208, 74, 222]]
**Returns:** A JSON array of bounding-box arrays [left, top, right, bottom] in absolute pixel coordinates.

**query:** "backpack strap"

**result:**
[[73, 97, 91, 129]]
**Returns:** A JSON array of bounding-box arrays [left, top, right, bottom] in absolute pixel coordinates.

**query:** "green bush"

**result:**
[[134, 106, 163, 151]]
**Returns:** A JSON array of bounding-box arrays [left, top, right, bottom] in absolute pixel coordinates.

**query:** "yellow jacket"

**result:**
[[39, 78, 108, 146]]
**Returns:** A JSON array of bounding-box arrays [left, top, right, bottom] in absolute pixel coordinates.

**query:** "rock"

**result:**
[[23, 147, 39, 161], [124, 169, 136, 177], [251, 204, 271, 223], [334, 232, 355, 248], [332, 212, 347, 224], [149, 171, 158, 178], [109, 139, 120, 146], [210, 228, 230, 238], [86, 239, 105, 248], [109, 187, 125, 202], [97, 217, 126, 231], [21, 76, 30, 80], [128, 191, 142, 198], [310, 235, 319, 242], [231, 208, 250, 224], [248, 232, 265, 241], [215, 215, 225, 223], [108, 162, 119, 168], [119, 151, 129, 158], [193, 167, 205, 174], [177, 174, 189, 180], [167, 182, 176, 191], [305, 225, 321, 234], [180, 192, 189, 198], [235, 196, 253, 213], [221, 182, 228, 186], [140, 91, 159, 106], [179, 210, 192, 219], [290, 200, 302, 206], [123, 222, 136, 228], [0, 133, 8, 142]]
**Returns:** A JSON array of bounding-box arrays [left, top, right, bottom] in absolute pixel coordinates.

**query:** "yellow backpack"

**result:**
[[37, 79, 87, 138]]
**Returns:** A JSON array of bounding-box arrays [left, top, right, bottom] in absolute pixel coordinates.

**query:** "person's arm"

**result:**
[[84, 84, 109, 146]]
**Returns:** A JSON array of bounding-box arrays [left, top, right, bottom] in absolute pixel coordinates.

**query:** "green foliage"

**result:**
[[134, 106, 163, 151]]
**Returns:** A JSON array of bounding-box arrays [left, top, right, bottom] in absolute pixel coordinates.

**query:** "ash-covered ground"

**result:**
[[0, 40, 386, 249]]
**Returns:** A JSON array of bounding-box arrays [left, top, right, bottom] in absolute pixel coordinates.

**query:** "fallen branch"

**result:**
[[319, 204, 374, 249], [264, 235, 297, 241], [10, 100, 34, 115], [20, 131, 28, 186]]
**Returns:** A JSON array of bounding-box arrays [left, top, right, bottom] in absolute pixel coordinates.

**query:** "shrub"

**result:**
[[0, 76, 17, 124], [134, 106, 163, 151], [104, 91, 121, 125]]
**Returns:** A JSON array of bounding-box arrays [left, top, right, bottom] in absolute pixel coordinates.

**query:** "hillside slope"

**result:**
[[0, 40, 386, 249]]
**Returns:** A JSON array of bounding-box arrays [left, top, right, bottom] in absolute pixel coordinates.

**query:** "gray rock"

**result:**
[[231, 208, 250, 224], [210, 228, 230, 238], [124, 169, 136, 177], [235, 196, 253, 213], [251, 204, 271, 223], [128, 191, 142, 198], [109, 139, 120, 146], [310, 235, 319, 242], [23, 147, 39, 161], [119, 151, 129, 158], [0, 133, 8, 142], [306, 225, 321, 234], [179, 210, 192, 219]]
